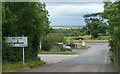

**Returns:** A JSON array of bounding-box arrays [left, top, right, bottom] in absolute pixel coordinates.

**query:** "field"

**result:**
[[52, 26, 83, 29], [65, 35, 109, 43]]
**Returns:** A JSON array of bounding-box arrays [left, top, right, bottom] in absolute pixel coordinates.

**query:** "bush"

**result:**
[[2, 58, 46, 72], [41, 38, 50, 51], [27, 58, 45, 68], [2, 41, 22, 63], [74, 37, 85, 40], [47, 33, 65, 49], [109, 50, 115, 63]]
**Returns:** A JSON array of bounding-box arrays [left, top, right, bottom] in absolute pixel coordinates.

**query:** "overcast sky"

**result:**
[[39, 0, 115, 26]]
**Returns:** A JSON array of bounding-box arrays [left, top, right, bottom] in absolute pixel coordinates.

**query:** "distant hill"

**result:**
[[51, 25, 85, 27], [52, 26, 85, 29]]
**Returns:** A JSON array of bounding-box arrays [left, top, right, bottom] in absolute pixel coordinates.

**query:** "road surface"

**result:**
[[23, 43, 117, 72]]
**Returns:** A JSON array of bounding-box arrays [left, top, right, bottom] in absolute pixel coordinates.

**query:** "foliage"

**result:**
[[41, 37, 50, 51], [26, 58, 45, 68], [2, 2, 50, 63], [50, 27, 85, 37], [46, 33, 65, 48], [83, 13, 108, 38], [2, 58, 45, 72], [73, 37, 85, 40], [103, 1, 120, 62], [2, 40, 23, 63], [38, 49, 76, 54]]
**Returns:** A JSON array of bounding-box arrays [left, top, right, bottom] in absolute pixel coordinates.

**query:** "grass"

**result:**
[[65, 35, 109, 43], [76, 45, 91, 50], [65, 35, 110, 40], [79, 35, 110, 40], [2, 59, 46, 72], [79, 35, 90, 40], [38, 49, 76, 54], [100, 36, 110, 40], [2, 61, 27, 72], [0, 62, 1, 73], [84, 40, 108, 43], [75, 44, 91, 50]]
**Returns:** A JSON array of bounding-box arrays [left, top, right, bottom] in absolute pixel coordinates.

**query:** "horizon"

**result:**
[[50, 25, 85, 27]]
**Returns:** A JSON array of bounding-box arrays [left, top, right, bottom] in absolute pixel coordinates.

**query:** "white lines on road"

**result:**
[[101, 55, 108, 72]]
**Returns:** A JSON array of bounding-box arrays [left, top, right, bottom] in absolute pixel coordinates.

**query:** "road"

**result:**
[[23, 43, 117, 72]]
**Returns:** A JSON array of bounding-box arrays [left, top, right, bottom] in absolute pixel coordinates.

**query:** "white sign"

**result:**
[[5, 37, 28, 47]]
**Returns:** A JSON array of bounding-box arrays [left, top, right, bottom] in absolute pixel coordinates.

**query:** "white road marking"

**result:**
[[101, 55, 108, 72]]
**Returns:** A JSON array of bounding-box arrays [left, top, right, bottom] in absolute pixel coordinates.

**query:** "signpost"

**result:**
[[5, 36, 28, 64], [39, 40, 41, 50]]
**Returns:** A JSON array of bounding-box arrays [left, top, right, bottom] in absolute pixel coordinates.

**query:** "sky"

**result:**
[[39, 0, 115, 27]]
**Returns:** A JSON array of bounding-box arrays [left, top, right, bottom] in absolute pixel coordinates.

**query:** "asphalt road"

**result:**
[[23, 43, 117, 72]]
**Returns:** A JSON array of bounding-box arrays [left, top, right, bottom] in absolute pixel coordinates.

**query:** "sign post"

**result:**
[[40, 40, 41, 50], [22, 35, 25, 64], [23, 47, 24, 64], [5, 36, 28, 64]]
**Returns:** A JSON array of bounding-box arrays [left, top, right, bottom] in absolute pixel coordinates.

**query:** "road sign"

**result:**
[[5, 36, 28, 64], [5, 37, 28, 47]]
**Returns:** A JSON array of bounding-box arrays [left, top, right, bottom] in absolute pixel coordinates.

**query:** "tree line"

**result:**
[[83, 13, 109, 38], [50, 28, 86, 36]]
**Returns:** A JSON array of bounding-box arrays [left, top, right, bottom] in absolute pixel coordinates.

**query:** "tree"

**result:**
[[2, 2, 50, 63], [83, 13, 108, 38], [50, 27, 84, 36], [103, 1, 120, 64], [41, 37, 50, 51], [46, 33, 65, 49]]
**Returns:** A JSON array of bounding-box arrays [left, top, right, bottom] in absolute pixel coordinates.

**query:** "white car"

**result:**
[[65, 46, 71, 49], [63, 45, 72, 51]]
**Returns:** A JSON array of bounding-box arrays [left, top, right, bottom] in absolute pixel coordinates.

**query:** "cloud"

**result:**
[[39, 0, 111, 2], [49, 16, 85, 26], [46, 3, 104, 17], [46, 2, 104, 26]]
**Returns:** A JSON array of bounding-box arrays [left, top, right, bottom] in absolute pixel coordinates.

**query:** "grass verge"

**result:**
[[84, 40, 108, 43], [2, 58, 46, 72], [38, 49, 76, 54], [0, 62, 1, 73], [80, 35, 110, 40], [65, 36, 109, 41], [65, 36, 109, 44], [76, 45, 90, 50]]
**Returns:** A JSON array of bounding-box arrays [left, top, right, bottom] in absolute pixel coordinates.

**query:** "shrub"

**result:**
[[41, 38, 50, 51], [26, 58, 45, 68], [74, 37, 85, 40]]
